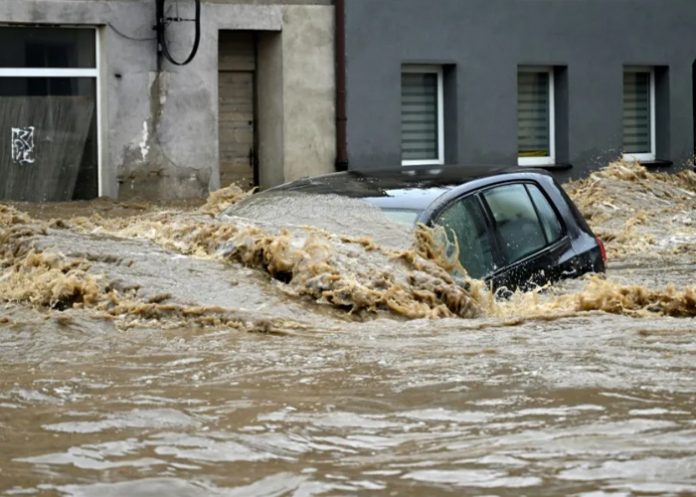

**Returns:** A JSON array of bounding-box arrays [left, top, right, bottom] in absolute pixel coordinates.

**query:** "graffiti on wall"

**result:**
[[11, 126, 36, 165]]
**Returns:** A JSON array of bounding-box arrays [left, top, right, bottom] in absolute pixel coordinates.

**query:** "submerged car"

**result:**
[[224, 167, 606, 290]]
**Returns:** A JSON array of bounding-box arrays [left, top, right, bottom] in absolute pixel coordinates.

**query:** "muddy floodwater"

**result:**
[[1, 162, 695, 496]]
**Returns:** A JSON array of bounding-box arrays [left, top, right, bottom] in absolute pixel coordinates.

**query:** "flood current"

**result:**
[[1, 161, 695, 496]]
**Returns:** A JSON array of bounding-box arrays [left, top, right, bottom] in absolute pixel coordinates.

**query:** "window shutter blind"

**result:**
[[518, 72, 550, 157], [623, 72, 651, 154], [401, 72, 438, 161]]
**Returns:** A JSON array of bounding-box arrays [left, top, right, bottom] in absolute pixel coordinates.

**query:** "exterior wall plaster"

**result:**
[[0, 0, 336, 199], [344, 0, 696, 179]]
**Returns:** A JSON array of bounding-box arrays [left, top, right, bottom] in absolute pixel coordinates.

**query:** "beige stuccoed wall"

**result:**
[[279, 5, 336, 185]]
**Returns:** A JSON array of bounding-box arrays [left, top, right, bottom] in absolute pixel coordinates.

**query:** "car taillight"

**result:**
[[596, 237, 607, 264]]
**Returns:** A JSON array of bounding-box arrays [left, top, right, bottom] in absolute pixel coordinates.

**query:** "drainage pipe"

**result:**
[[335, 0, 348, 171]]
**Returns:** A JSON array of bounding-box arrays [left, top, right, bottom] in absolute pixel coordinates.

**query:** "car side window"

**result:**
[[435, 195, 497, 279], [526, 184, 563, 243], [482, 183, 547, 264]]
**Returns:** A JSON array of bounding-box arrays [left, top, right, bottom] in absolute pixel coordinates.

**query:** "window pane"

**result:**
[[0, 78, 98, 201], [402, 72, 439, 161], [0, 28, 96, 69], [526, 184, 563, 243], [381, 208, 421, 226], [518, 71, 550, 157], [435, 196, 497, 279], [483, 184, 546, 263], [623, 71, 652, 154]]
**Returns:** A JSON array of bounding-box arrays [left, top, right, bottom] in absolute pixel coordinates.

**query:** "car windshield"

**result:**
[[380, 208, 422, 226]]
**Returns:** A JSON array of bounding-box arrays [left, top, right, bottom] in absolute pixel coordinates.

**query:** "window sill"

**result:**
[[402, 161, 445, 167], [518, 162, 573, 171], [639, 160, 673, 169]]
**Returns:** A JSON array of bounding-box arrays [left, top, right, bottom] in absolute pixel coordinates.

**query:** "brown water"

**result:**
[[1, 161, 695, 496]]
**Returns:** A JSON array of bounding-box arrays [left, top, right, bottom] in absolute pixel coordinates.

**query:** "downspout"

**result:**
[[335, 0, 348, 171]]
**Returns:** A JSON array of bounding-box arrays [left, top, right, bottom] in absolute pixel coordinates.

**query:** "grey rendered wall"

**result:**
[[0, 0, 335, 199], [344, 0, 696, 178]]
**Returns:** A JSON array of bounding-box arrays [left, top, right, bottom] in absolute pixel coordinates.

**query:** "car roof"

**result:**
[[264, 166, 553, 211]]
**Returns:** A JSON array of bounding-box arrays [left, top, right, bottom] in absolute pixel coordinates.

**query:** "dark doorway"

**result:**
[[218, 31, 258, 189]]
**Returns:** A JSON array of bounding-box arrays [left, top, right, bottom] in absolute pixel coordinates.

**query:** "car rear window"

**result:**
[[526, 183, 563, 243], [482, 183, 547, 264], [435, 195, 497, 279], [381, 208, 422, 226]]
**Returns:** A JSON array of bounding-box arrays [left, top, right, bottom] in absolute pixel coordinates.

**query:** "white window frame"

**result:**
[[401, 65, 445, 167], [0, 27, 102, 195], [518, 66, 556, 167], [622, 67, 656, 162]]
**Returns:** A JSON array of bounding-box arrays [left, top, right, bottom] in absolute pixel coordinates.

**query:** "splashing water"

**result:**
[[3, 160, 695, 324]]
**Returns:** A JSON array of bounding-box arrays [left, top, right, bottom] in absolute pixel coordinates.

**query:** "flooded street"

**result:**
[[1, 162, 695, 496]]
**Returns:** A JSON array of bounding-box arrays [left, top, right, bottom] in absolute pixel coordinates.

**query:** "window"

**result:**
[[436, 195, 496, 279], [401, 65, 444, 166], [0, 27, 99, 202], [526, 183, 563, 243], [381, 208, 421, 226], [483, 183, 548, 264], [518, 67, 555, 166], [623, 68, 655, 161], [434, 182, 565, 278]]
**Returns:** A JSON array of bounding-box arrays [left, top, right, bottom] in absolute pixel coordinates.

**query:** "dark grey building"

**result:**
[[342, 0, 696, 177]]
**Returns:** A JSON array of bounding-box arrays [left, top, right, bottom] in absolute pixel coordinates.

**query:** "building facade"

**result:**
[[0, 0, 336, 201], [3, 0, 696, 203], [343, 0, 696, 179]]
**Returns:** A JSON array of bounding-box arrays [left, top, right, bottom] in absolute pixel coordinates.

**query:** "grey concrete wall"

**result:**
[[0, 0, 335, 199], [344, 0, 696, 178], [280, 5, 335, 184], [257, 31, 285, 189]]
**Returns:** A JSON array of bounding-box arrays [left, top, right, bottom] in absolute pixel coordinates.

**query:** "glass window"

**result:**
[[526, 184, 563, 243], [623, 69, 654, 160], [0, 78, 97, 201], [435, 195, 496, 279], [0, 27, 98, 201], [0, 28, 96, 69], [483, 183, 547, 264], [518, 68, 555, 165], [381, 208, 421, 226], [401, 66, 443, 165]]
